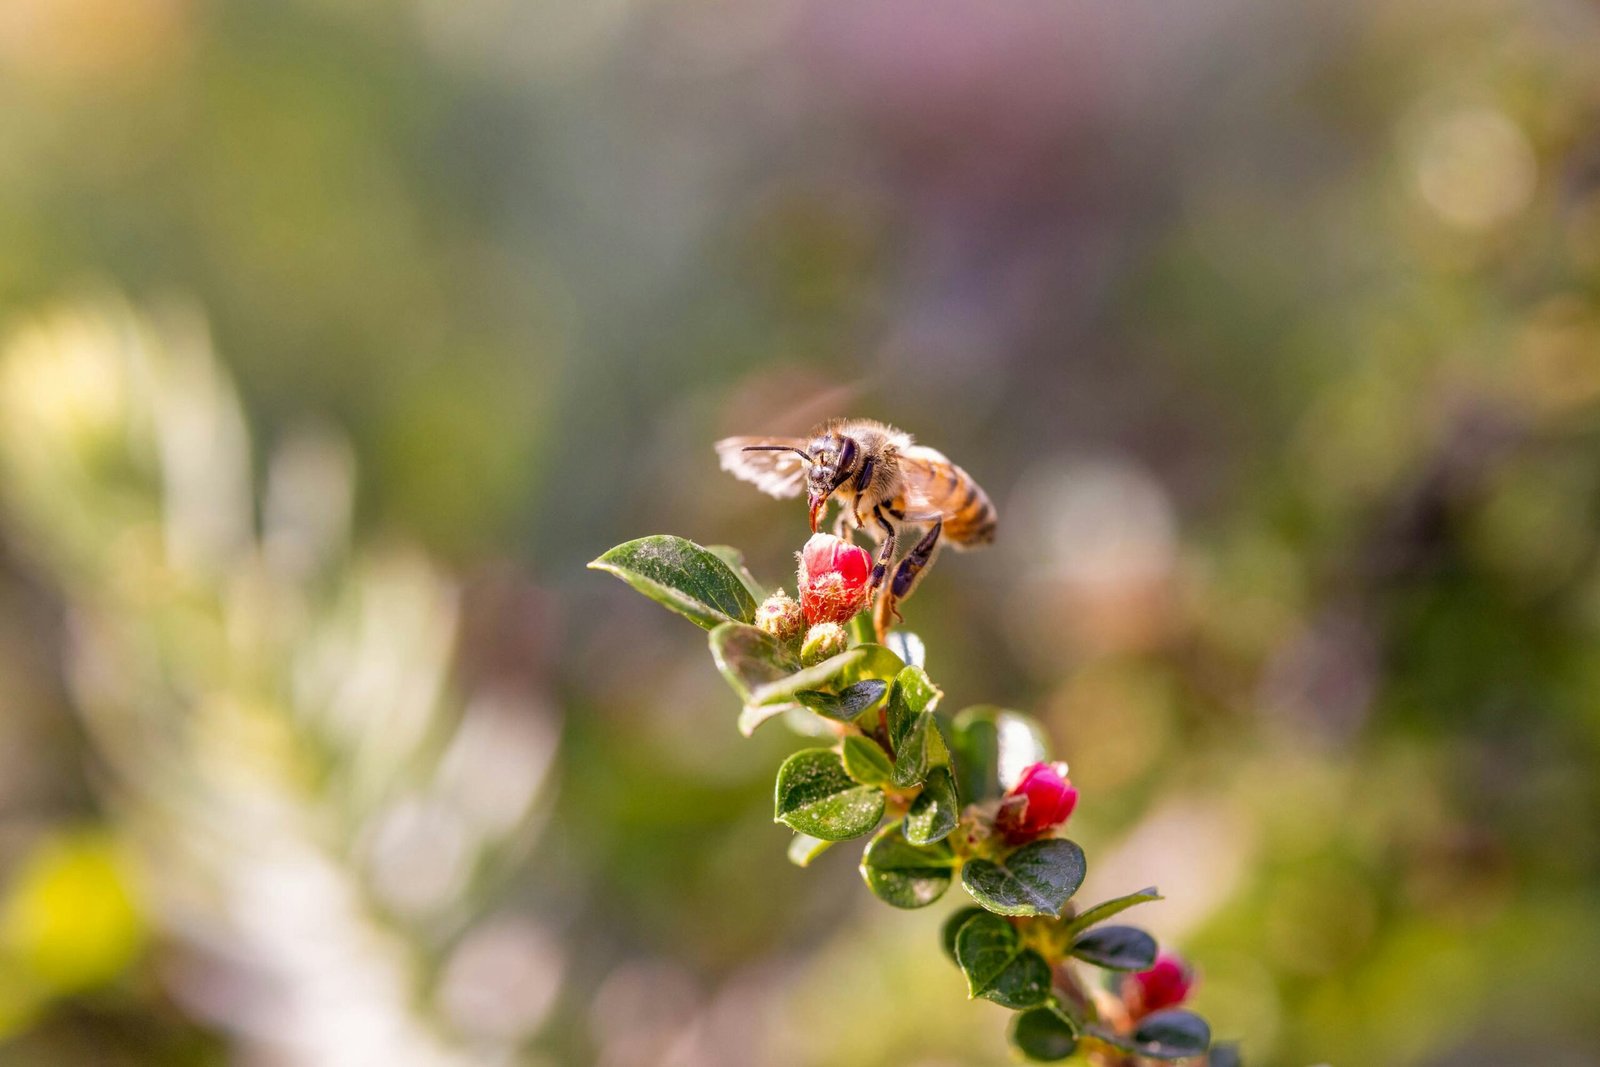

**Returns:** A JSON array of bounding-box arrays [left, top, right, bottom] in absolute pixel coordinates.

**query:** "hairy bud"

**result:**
[[797, 533, 872, 626], [800, 621, 850, 667], [754, 589, 805, 644]]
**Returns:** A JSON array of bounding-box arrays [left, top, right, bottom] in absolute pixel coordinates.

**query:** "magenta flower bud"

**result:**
[[995, 761, 1077, 842], [1126, 954, 1195, 1017], [796, 533, 873, 626], [754, 589, 805, 644]]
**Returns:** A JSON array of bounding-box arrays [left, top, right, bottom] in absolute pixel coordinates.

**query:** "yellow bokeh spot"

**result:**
[[0, 829, 146, 996]]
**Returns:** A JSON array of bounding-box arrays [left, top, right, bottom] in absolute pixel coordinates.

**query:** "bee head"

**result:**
[[805, 433, 858, 531]]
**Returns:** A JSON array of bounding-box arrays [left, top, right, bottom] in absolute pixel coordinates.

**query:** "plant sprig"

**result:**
[[592, 533, 1239, 1065]]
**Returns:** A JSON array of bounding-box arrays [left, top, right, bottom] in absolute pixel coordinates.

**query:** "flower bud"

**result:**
[[995, 761, 1077, 843], [800, 621, 849, 667], [754, 589, 805, 644], [1125, 954, 1195, 1017], [796, 533, 872, 626]]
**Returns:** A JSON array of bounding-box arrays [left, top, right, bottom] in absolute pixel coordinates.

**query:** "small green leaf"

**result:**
[[961, 839, 1087, 917], [1061, 887, 1163, 940], [941, 907, 986, 963], [886, 666, 942, 742], [786, 833, 834, 868], [749, 648, 866, 706], [1131, 1010, 1212, 1060], [704, 544, 768, 601], [795, 680, 888, 722], [773, 749, 884, 841], [859, 822, 955, 909], [891, 713, 952, 788], [709, 623, 796, 702], [904, 765, 959, 845], [841, 735, 894, 786], [1070, 925, 1157, 971], [1010, 1004, 1079, 1062], [839, 643, 907, 686], [886, 668, 949, 787], [949, 705, 1050, 804], [954, 912, 1052, 1009], [590, 536, 757, 629]]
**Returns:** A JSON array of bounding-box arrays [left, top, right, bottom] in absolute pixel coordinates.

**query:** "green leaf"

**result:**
[[709, 623, 796, 702], [840, 643, 907, 686], [773, 749, 884, 841], [953, 912, 1052, 1009], [949, 705, 1050, 804], [961, 839, 1087, 917], [904, 765, 959, 845], [941, 907, 986, 963], [786, 833, 834, 868], [590, 536, 757, 629], [1010, 1004, 1079, 1062], [749, 648, 866, 706], [1131, 1010, 1212, 1060], [886, 666, 941, 740], [1061, 886, 1163, 940], [1087, 1012, 1213, 1061], [859, 822, 955, 909], [795, 680, 888, 722], [704, 544, 768, 601], [841, 735, 894, 786], [891, 713, 951, 788], [886, 667, 949, 787], [1070, 925, 1157, 971]]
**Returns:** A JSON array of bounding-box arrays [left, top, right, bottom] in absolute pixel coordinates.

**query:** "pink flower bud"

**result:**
[[796, 533, 873, 626], [995, 761, 1077, 842], [1126, 954, 1195, 1017]]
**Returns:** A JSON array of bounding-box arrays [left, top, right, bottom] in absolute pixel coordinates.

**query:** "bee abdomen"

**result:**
[[944, 473, 997, 546]]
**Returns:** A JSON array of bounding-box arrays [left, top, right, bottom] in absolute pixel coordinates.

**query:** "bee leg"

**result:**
[[877, 521, 942, 635], [868, 506, 897, 594]]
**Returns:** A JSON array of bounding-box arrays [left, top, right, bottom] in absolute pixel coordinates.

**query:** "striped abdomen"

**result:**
[[897, 450, 997, 548]]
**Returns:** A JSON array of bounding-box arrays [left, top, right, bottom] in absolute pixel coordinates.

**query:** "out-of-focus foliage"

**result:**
[[2, 0, 1600, 1064], [0, 303, 561, 1065]]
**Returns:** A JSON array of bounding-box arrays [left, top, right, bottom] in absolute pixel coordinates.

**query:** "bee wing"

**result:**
[[715, 436, 809, 499], [897, 445, 957, 522]]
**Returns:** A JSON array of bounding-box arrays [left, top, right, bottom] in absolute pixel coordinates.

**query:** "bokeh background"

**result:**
[[2, 0, 1600, 1064]]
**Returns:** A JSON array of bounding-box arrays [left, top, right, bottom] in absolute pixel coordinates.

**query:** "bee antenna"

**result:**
[[742, 445, 813, 464]]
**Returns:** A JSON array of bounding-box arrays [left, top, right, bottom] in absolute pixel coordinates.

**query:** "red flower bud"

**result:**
[[796, 533, 873, 626], [995, 761, 1077, 842], [1126, 954, 1195, 1017]]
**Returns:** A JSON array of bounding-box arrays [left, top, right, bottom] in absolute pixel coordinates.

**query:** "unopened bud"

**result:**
[[754, 589, 805, 644], [797, 533, 873, 626], [995, 761, 1077, 843], [800, 621, 849, 666], [1125, 954, 1195, 1017]]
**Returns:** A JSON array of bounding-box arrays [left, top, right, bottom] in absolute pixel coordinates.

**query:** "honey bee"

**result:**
[[716, 418, 996, 635]]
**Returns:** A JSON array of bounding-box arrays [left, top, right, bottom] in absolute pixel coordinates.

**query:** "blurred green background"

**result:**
[[2, 0, 1599, 1064]]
